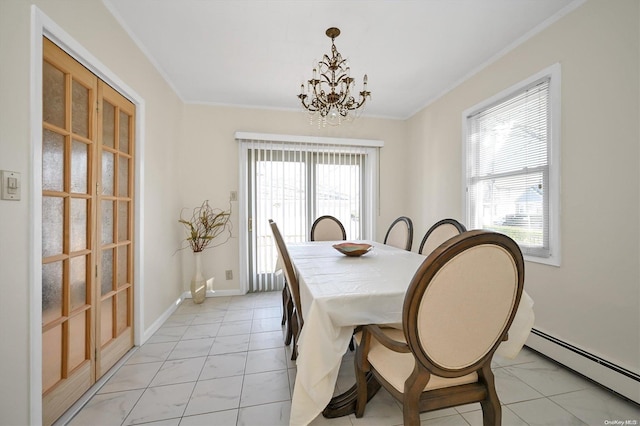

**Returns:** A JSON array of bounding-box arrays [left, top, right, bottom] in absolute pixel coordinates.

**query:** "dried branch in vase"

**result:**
[[178, 200, 232, 252]]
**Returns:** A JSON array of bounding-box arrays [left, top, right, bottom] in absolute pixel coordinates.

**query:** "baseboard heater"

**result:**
[[528, 328, 640, 403]]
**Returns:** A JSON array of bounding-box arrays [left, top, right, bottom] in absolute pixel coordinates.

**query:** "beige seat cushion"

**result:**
[[356, 329, 478, 394]]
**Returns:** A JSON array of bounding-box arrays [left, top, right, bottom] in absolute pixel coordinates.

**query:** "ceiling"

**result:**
[[102, 0, 578, 120]]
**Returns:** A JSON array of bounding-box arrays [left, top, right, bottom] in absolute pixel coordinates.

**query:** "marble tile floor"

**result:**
[[62, 291, 639, 426]]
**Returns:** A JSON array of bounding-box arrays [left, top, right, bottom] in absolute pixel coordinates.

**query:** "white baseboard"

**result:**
[[183, 289, 246, 298], [141, 289, 246, 343], [141, 295, 184, 343], [527, 330, 640, 404]]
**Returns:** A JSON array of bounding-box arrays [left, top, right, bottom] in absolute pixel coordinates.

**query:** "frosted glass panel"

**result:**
[[43, 61, 65, 128], [42, 261, 63, 324], [42, 196, 64, 258], [69, 255, 87, 310], [42, 325, 62, 393], [68, 313, 87, 371], [100, 298, 113, 346], [101, 249, 113, 295], [102, 151, 114, 195], [118, 157, 129, 197], [101, 200, 113, 245], [43, 130, 65, 192], [72, 80, 89, 137], [116, 290, 128, 334], [118, 111, 130, 154], [71, 140, 88, 194], [102, 101, 115, 148], [118, 201, 129, 242], [117, 246, 128, 287], [70, 198, 87, 252]]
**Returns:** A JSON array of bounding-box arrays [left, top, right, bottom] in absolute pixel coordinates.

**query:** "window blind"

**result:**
[[466, 77, 551, 258], [240, 137, 376, 292]]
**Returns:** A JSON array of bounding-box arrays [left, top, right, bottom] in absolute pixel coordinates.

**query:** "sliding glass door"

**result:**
[[239, 136, 380, 293]]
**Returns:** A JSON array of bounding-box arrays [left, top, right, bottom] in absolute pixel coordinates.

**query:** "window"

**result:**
[[463, 64, 560, 265], [237, 133, 382, 292]]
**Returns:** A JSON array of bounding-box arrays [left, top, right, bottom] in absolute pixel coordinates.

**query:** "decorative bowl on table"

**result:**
[[332, 242, 373, 257]]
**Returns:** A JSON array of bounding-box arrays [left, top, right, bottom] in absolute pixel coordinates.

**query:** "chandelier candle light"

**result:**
[[298, 27, 371, 127]]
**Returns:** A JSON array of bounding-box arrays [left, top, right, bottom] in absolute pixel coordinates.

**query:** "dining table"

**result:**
[[284, 240, 534, 426]]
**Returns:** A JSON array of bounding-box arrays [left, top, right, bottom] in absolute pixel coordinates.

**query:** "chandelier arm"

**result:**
[[298, 94, 321, 112], [345, 92, 371, 111]]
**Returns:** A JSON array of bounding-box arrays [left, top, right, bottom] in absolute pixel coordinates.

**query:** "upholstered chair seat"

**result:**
[[355, 328, 478, 393]]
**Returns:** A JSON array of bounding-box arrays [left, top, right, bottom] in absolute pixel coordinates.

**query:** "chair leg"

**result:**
[[282, 286, 294, 346], [281, 286, 288, 325], [284, 298, 293, 346], [479, 365, 501, 426], [354, 351, 368, 418], [290, 313, 299, 361], [402, 366, 431, 426], [284, 318, 293, 346]]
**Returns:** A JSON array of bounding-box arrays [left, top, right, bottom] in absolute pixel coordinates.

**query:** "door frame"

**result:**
[[29, 7, 146, 424]]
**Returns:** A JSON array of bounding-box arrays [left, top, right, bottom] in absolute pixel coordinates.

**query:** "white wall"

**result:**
[[179, 105, 407, 291], [0, 3, 33, 423], [0, 1, 185, 424], [406, 0, 639, 401]]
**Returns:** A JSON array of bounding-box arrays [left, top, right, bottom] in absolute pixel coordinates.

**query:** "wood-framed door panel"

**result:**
[[95, 81, 135, 377], [42, 37, 136, 425], [42, 37, 98, 426]]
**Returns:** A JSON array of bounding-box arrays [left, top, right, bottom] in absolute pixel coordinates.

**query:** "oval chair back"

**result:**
[[310, 215, 347, 241], [404, 230, 524, 376], [418, 218, 466, 255], [354, 230, 524, 426], [383, 216, 413, 251]]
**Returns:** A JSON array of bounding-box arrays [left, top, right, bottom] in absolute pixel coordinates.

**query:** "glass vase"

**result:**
[[190, 251, 206, 304]]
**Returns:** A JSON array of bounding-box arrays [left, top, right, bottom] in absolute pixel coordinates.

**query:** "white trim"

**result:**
[[238, 143, 251, 295], [461, 63, 561, 267], [234, 131, 384, 148], [29, 10, 44, 425], [142, 296, 183, 343], [30, 7, 146, 423]]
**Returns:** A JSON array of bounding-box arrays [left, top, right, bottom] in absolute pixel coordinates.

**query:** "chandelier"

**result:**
[[298, 27, 371, 126]]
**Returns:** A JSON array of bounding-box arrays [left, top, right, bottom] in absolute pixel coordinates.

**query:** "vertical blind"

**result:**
[[240, 137, 375, 292], [466, 77, 551, 258]]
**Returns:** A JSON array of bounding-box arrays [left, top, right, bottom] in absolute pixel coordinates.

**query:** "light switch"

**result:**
[[1, 170, 21, 201]]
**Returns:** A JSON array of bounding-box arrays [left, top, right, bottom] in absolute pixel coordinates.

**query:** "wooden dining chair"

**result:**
[[310, 215, 347, 241], [383, 216, 414, 251], [270, 219, 304, 360], [418, 218, 467, 255], [354, 230, 525, 426]]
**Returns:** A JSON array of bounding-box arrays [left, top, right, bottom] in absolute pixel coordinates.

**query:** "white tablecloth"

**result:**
[[285, 241, 534, 426]]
